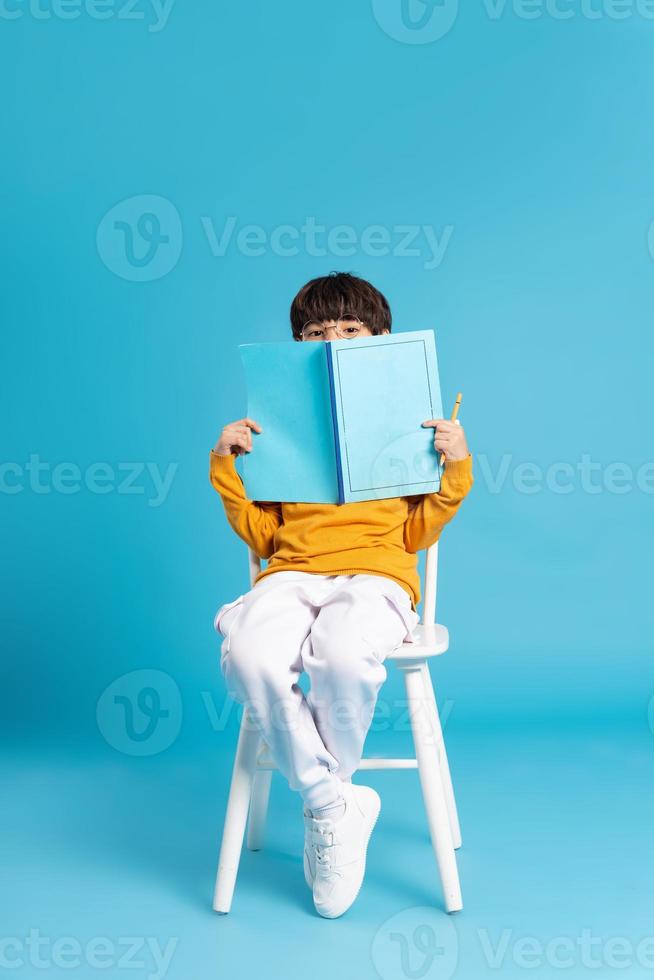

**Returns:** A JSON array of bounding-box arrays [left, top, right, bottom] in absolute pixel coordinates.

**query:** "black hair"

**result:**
[[290, 272, 392, 341]]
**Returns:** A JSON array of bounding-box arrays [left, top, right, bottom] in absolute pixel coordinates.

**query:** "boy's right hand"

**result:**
[[213, 418, 263, 457]]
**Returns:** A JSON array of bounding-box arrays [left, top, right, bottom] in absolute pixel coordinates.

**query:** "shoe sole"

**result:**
[[313, 789, 381, 919]]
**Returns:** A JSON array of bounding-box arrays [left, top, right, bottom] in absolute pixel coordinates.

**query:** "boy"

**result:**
[[209, 272, 473, 918]]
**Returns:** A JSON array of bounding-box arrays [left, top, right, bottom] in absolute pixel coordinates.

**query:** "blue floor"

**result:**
[[4, 719, 654, 980]]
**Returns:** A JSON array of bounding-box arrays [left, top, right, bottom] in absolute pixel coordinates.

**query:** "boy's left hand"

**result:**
[[421, 418, 469, 461]]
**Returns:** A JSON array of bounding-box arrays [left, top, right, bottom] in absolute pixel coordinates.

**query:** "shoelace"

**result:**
[[312, 827, 342, 878]]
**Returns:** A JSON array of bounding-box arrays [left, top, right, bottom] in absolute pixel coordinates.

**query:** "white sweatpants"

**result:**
[[214, 571, 420, 812]]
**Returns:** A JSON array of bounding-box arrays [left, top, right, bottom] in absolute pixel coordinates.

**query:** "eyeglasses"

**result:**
[[300, 313, 365, 342]]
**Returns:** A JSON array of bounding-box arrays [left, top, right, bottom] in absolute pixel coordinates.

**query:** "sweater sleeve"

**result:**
[[402, 454, 474, 554], [209, 450, 283, 559]]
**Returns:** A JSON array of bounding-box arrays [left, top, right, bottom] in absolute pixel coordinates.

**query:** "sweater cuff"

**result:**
[[442, 453, 473, 491], [209, 448, 241, 489], [210, 449, 237, 465]]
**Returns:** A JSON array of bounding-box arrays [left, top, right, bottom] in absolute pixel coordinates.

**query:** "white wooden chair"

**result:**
[[213, 543, 463, 914]]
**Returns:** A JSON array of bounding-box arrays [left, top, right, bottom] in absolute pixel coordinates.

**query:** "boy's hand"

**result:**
[[213, 418, 263, 457], [421, 418, 469, 461]]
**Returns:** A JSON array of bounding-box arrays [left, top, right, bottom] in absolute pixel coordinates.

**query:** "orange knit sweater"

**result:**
[[209, 450, 473, 611]]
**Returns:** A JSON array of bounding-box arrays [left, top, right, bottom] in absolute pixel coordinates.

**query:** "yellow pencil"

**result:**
[[440, 392, 462, 466]]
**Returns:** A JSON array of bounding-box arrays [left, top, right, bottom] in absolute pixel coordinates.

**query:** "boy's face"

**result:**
[[301, 316, 390, 342]]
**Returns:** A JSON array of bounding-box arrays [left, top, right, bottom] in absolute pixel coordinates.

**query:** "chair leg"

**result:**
[[213, 710, 261, 914], [247, 767, 272, 851], [420, 662, 462, 850], [403, 666, 462, 913]]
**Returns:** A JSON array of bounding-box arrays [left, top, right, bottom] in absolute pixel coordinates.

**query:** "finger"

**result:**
[[224, 425, 249, 447], [231, 433, 249, 454], [226, 418, 263, 434], [233, 425, 252, 449], [225, 423, 248, 433], [241, 417, 263, 432], [422, 419, 457, 430], [228, 423, 256, 447]]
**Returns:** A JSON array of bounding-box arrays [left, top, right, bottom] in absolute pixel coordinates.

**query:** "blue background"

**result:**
[[2, 2, 653, 978]]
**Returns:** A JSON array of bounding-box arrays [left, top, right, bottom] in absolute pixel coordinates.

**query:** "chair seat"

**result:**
[[387, 622, 449, 661]]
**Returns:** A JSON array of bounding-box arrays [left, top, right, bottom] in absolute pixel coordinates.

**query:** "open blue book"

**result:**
[[238, 329, 444, 504]]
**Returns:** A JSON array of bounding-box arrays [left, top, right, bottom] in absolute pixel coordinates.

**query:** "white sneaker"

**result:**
[[304, 781, 381, 918]]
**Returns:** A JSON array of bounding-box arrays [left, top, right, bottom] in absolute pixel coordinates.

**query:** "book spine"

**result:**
[[325, 342, 345, 504]]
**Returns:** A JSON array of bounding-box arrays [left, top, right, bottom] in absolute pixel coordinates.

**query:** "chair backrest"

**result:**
[[246, 542, 440, 627]]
